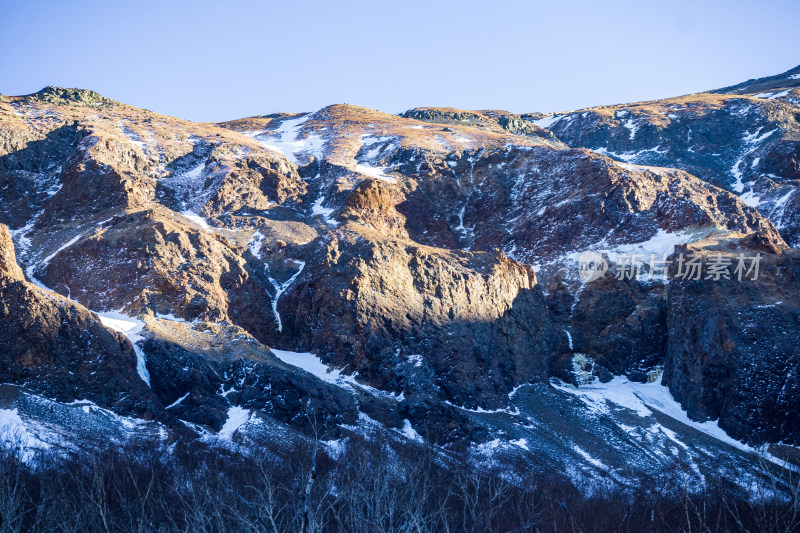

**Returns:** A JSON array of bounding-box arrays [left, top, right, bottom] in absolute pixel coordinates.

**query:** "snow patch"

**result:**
[[444, 400, 519, 415], [553, 376, 798, 471], [354, 163, 397, 182], [182, 161, 206, 180], [0, 409, 51, 462], [249, 115, 325, 165], [740, 190, 762, 208], [401, 419, 424, 443], [155, 312, 191, 323], [271, 349, 339, 383], [9, 213, 42, 258], [97, 312, 145, 340], [769, 189, 797, 229], [267, 260, 305, 332], [572, 445, 606, 470], [406, 354, 423, 367], [323, 439, 347, 459], [180, 211, 214, 232], [165, 392, 190, 410], [24, 232, 85, 291], [753, 89, 791, 100], [218, 407, 251, 439], [601, 228, 695, 263], [593, 145, 667, 163], [532, 114, 566, 129], [311, 194, 338, 226], [621, 118, 640, 140], [271, 349, 404, 401], [731, 128, 776, 192], [248, 230, 265, 257], [359, 135, 396, 162], [510, 438, 529, 450], [97, 311, 150, 386]]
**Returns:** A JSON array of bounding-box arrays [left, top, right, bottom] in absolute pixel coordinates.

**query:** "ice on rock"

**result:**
[[97, 311, 150, 386]]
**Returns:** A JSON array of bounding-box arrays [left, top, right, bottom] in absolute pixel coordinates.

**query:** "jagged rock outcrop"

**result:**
[[273, 224, 561, 409], [0, 225, 23, 280], [26, 86, 113, 106], [36, 209, 275, 329], [399, 107, 557, 141], [0, 224, 158, 417], [664, 235, 800, 444], [338, 178, 409, 238]]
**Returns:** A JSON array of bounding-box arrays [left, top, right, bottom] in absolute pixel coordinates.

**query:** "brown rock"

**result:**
[[272, 225, 560, 409], [0, 225, 23, 280], [0, 224, 158, 416]]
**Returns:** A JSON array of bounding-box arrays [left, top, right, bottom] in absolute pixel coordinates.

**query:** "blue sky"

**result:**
[[2, 0, 798, 122]]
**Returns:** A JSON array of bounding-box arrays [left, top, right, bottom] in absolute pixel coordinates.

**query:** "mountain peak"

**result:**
[[27, 86, 112, 106]]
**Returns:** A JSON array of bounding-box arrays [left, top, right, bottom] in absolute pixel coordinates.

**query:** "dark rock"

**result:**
[[143, 337, 359, 436], [570, 275, 667, 379], [664, 238, 800, 444]]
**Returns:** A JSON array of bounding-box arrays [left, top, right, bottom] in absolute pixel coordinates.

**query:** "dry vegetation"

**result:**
[[0, 430, 798, 533]]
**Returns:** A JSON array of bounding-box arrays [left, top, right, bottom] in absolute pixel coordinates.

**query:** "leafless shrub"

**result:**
[[0, 432, 797, 532]]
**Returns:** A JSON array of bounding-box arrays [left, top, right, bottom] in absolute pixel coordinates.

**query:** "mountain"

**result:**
[[524, 64, 800, 247], [1, 72, 800, 530]]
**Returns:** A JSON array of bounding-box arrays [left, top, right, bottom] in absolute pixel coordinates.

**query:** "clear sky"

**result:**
[[2, 0, 798, 123]]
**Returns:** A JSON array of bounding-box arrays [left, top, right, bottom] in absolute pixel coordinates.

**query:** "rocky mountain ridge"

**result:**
[[1, 70, 799, 489], [521, 64, 800, 248]]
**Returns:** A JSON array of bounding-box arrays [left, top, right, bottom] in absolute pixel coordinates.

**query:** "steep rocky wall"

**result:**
[[392, 145, 782, 265], [0, 224, 158, 416], [37, 209, 275, 329], [664, 237, 800, 444], [531, 88, 800, 248], [273, 225, 562, 409]]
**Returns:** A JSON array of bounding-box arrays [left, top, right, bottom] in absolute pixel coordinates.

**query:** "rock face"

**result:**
[[156, 141, 308, 220], [399, 107, 557, 142], [273, 222, 560, 409], [566, 276, 667, 382], [338, 178, 409, 239], [664, 236, 800, 444], [0, 122, 86, 228], [143, 335, 359, 435], [0, 224, 157, 416], [0, 225, 23, 280], [36, 209, 275, 328], [2, 69, 800, 457], [527, 65, 800, 248], [306, 108, 780, 269]]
